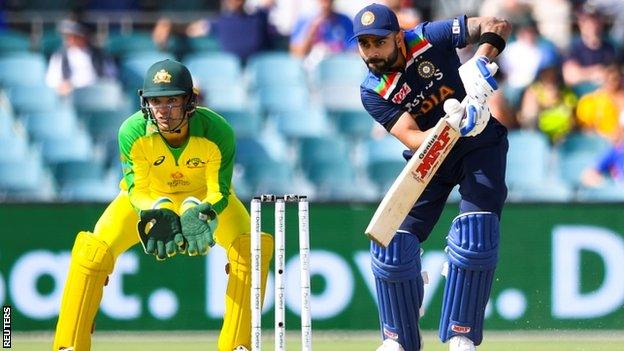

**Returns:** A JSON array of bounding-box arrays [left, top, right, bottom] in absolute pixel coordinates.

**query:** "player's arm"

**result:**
[[179, 120, 235, 256], [466, 16, 512, 60], [389, 111, 428, 150], [200, 123, 235, 214], [119, 123, 182, 259]]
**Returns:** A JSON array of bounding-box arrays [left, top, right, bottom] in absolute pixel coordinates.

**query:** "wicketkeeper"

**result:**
[[53, 59, 273, 351], [352, 4, 511, 351]]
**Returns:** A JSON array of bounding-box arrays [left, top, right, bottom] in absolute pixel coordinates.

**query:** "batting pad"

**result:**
[[439, 212, 499, 345], [218, 233, 273, 351], [371, 232, 424, 351], [54, 232, 114, 351]]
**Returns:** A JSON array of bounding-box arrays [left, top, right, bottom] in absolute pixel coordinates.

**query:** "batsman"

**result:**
[[352, 4, 511, 351], [52, 59, 273, 351]]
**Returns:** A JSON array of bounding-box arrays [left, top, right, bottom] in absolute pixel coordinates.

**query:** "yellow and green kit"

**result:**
[[53, 107, 273, 351]]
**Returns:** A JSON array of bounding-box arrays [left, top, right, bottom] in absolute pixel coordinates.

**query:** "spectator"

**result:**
[[153, 0, 277, 63], [384, 0, 421, 29], [518, 53, 578, 143], [562, 3, 618, 96], [581, 124, 624, 188], [290, 0, 355, 69], [45, 19, 117, 96], [499, 14, 560, 108], [576, 64, 624, 141]]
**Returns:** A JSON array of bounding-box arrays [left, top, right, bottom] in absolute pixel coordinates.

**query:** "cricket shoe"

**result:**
[[448, 336, 476, 351], [376, 339, 405, 351], [233, 346, 249, 351], [59, 348, 74, 351]]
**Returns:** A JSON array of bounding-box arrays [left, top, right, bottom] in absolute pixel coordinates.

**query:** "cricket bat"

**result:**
[[365, 99, 465, 247]]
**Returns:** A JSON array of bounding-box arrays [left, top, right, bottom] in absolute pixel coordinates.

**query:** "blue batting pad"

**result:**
[[439, 212, 499, 345], [371, 232, 424, 351]]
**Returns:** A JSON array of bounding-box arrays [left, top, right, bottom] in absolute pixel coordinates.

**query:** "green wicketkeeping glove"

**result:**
[[180, 202, 218, 256], [137, 208, 183, 260]]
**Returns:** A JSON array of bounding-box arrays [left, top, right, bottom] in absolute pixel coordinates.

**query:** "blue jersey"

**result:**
[[360, 16, 468, 132], [359, 16, 508, 241]]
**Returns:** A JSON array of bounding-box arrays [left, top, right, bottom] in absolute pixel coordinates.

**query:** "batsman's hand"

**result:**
[[458, 55, 498, 104], [444, 98, 490, 137], [180, 200, 217, 256], [137, 208, 183, 260]]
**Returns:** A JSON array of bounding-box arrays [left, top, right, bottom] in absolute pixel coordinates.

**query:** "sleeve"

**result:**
[[361, 86, 405, 131], [596, 148, 617, 174], [290, 17, 309, 45], [420, 15, 468, 51], [201, 122, 235, 214], [119, 123, 155, 212], [45, 52, 63, 89]]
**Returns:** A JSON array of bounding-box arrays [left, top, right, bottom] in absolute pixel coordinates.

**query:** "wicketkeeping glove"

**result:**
[[180, 200, 217, 256], [137, 208, 183, 260]]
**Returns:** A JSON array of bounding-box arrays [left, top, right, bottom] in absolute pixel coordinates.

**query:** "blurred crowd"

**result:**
[[1, 0, 624, 201]]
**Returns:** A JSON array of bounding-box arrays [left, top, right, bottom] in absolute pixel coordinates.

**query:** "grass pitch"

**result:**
[[12, 331, 624, 351]]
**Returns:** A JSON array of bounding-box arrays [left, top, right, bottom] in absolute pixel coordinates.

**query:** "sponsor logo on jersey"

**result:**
[[168, 171, 190, 187], [153, 69, 172, 84], [452, 18, 460, 34], [405, 85, 455, 117], [153, 155, 165, 166], [450, 324, 471, 334], [361, 11, 375, 26], [417, 61, 435, 79], [186, 157, 206, 168], [391, 83, 412, 104]]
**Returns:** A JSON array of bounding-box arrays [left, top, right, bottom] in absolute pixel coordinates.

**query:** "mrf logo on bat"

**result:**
[[412, 125, 453, 181]]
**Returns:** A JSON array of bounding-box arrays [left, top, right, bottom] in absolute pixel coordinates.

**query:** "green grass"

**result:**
[[12, 331, 624, 351]]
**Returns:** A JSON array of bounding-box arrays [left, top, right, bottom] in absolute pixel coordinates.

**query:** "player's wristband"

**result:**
[[478, 32, 506, 54]]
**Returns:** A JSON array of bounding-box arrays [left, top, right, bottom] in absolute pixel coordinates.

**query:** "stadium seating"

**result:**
[[7, 85, 62, 116], [246, 53, 306, 88], [365, 135, 407, 192], [315, 54, 367, 86], [0, 107, 14, 138], [0, 52, 47, 87], [106, 32, 159, 59], [59, 178, 119, 202], [40, 129, 94, 165], [22, 108, 79, 142], [0, 30, 31, 54], [329, 110, 374, 139], [52, 159, 106, 188], [184, 52, 242, 90], [0, 132, 29, 162], [269, 108, 330, 139], [186, 36, 221, 53], [576, 182, 624, 202], [204, 84, 247, 111], [217, 109, 262, 138], [556, 132, 610, 187], [506, 130, 551, 189], [507, 179, 574, 202], [255, 84, 309, 114]]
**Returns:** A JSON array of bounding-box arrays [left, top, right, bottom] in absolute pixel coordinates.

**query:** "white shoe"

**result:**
[[376, 339, 405, 351], [233, 346, 249, 351], [448, 336, 475, 351]]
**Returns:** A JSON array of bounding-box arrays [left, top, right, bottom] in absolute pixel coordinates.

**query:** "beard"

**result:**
[[365, 44, 400, 76]]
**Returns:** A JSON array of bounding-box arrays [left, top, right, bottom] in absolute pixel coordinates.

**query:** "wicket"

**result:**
[[250, 194, 312, 351]]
